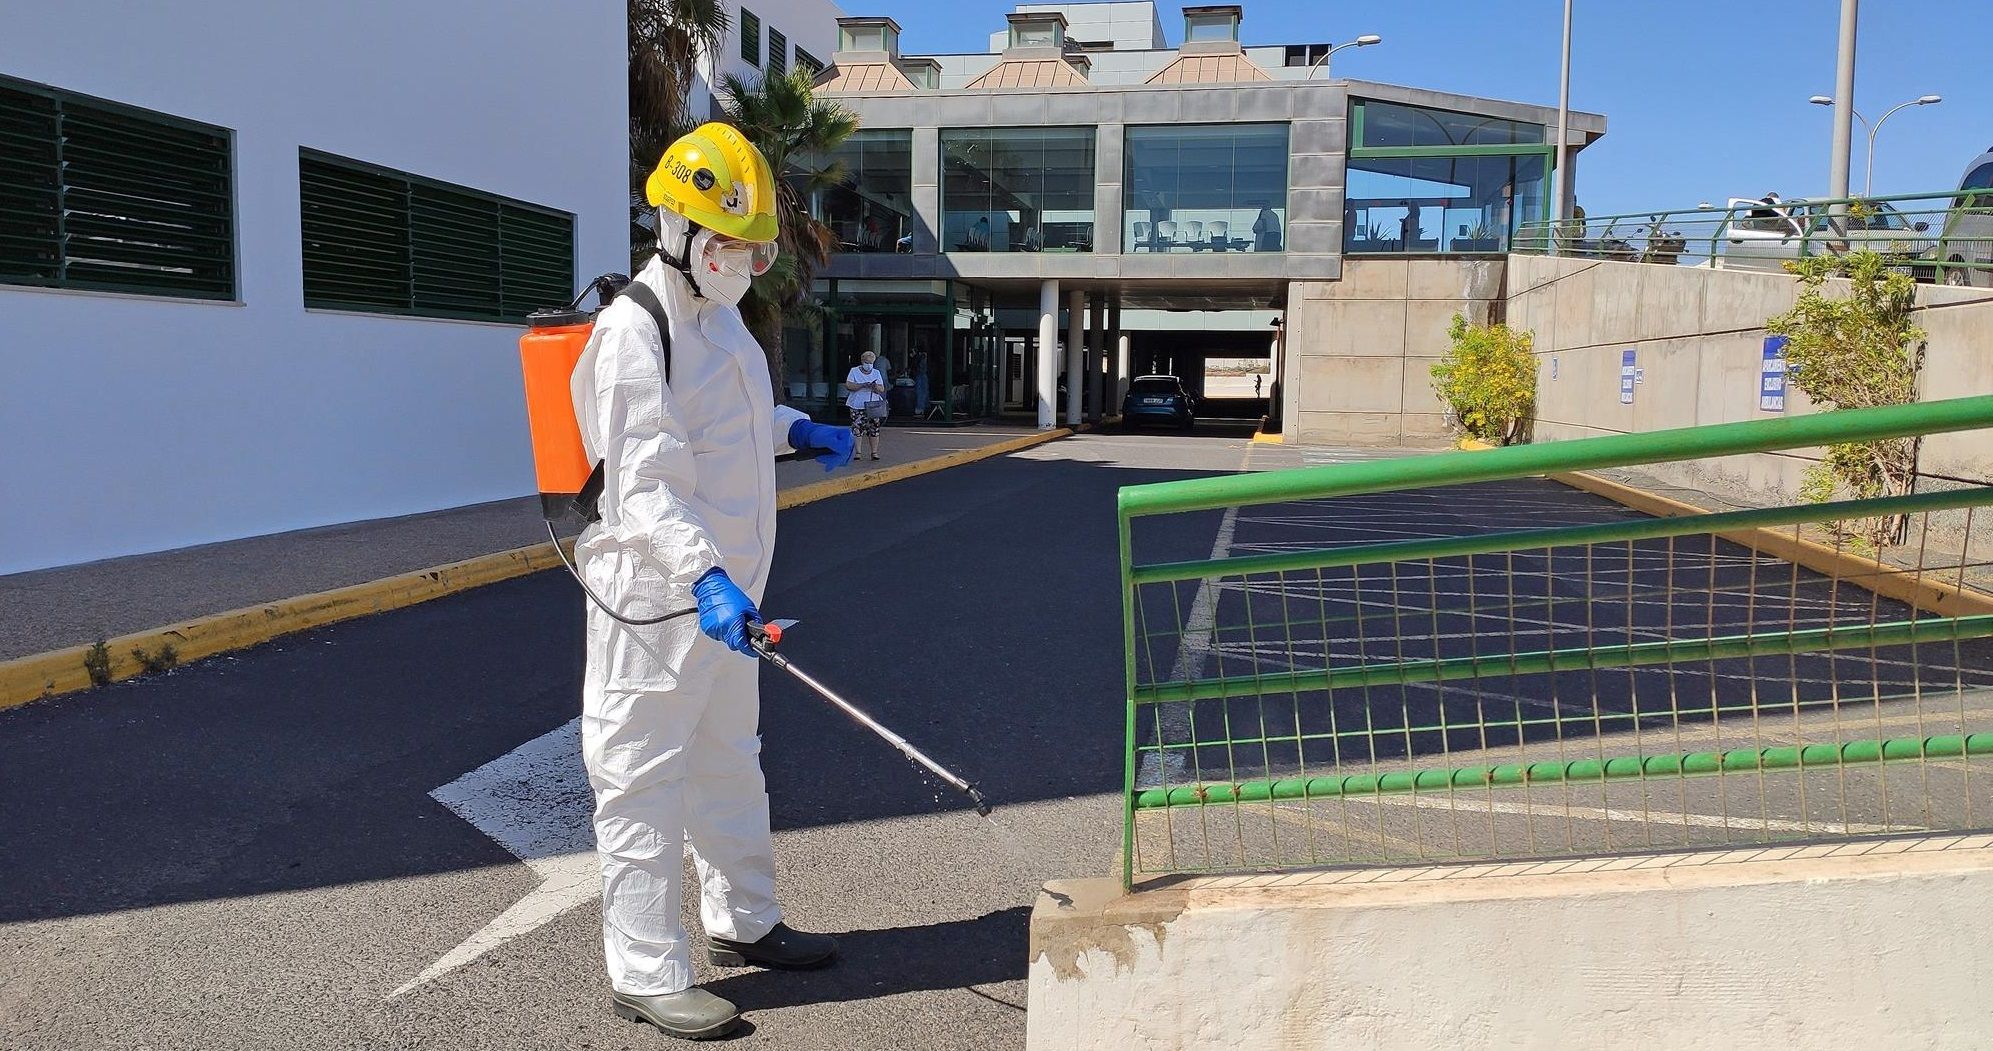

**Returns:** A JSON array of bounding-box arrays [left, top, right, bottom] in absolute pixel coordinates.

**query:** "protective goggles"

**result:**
[[706, 236, 779, 278]]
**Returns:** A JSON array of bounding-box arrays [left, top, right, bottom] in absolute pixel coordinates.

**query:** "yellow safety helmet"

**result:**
[[644, 122, 779, 244]]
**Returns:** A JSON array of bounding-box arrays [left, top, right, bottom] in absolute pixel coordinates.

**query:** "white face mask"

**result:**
[[686, 228, 776, 306]]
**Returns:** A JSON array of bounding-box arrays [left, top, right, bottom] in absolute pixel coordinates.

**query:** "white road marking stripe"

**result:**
[[389, 718, 599, 999]]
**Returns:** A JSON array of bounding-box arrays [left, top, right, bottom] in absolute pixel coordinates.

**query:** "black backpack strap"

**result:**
[[574, 280, 674, 525], [616, 280, 672, 384]]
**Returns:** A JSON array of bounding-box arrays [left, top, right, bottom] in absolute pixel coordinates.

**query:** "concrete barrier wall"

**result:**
[[1285, 259, 1503, 447], [1507, 254, 1993, 503], [1028, 837, 1993, 1050]]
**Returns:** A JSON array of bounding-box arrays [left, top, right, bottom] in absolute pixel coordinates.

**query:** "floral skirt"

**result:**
[[848, 406, 882, 438]]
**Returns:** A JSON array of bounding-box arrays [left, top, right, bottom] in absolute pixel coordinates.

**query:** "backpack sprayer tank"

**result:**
[[518, 275, 634, 523], [519, 305, 596, 522]]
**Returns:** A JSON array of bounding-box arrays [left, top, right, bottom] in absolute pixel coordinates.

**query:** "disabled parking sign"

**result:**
[[1619, 349, 1636, 404], [1760, 336, 1788, 412]]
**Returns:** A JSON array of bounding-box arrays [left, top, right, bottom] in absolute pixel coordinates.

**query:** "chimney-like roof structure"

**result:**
[[816, 62, 918, 93], [965, 57, 1091, 89], [1144, 50, 1269, 84], [967, 10, 1090, 88], [818, 15, 919, 94]]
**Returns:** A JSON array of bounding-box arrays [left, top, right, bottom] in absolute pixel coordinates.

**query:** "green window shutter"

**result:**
[[795, 48, 823, 79], [411, 183, 502, 319], [301, 154, 411, 313], [0, 74, 234, 299], [768, 29, 787, 75], [0, 85, 61, 285], [498, 203, 575, 318], [741, 9, 761, 65], [299, 149, 573, 322]]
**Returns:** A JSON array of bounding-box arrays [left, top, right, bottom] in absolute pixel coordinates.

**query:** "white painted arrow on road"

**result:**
[[390, 717, 597, 999]]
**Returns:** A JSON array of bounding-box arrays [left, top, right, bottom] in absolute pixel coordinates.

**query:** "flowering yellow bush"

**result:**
[[1430, 314, 1536, 445]]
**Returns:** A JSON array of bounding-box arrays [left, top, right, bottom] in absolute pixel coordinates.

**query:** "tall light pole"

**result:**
[[1826, 0, 1859, 209], [1550, 0, 1573, 221], [1305, 34, 1381, 80], [1809, 93, 1942, 196]]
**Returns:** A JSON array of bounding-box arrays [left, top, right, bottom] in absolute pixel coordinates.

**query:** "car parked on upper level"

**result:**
[[1934, 148, 1993, 287], [1714, 197, 1937, 275]]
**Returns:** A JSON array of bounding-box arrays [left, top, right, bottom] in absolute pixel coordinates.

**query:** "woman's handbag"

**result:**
[[865, 397, 890, 420]]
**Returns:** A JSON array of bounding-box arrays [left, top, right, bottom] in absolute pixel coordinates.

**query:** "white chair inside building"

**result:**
[[1207, 220, 1230, 250], [1155, 220, 1177, 248], [1178, 220, 1203, 247], [1132, 220, 1152, 251]]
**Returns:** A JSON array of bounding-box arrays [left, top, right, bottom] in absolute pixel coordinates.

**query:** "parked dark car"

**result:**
[[1121, 374, 1197, 430]]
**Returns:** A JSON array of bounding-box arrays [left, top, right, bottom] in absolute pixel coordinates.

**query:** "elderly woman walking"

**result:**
[[844, 351, 888, 461]]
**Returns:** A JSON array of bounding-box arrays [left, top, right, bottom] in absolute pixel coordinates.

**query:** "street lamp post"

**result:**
[[1305, 34, 1382, 80], [1551, 0, 1573, 222], [1808, 93, 1942, 196]]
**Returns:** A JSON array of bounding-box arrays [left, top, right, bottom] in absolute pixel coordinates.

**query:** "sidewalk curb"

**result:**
[[1550, 469, 1993, 619], [0, 427, 1074, 712]]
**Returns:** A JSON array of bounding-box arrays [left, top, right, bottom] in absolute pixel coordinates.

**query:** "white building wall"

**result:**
[[692, 0, 845, 121], [0, 0, 626, 574], [1009, 2, 1168, 50]]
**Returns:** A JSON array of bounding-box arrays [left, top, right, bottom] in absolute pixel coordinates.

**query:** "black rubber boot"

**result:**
[[611, 987, 739, 1041], [708, 922, 838, 969]]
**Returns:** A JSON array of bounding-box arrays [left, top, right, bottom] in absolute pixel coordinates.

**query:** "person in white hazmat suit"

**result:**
[[571, 123, 855, 1041]]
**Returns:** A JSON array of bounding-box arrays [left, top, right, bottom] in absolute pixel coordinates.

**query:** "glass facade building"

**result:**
[[940, 127, 1097, 252], [1124, 124, 1289, 253], [1343, 99, 1552, 255]]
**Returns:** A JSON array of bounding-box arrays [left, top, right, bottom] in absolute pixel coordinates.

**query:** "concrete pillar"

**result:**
[[1086, 295, 1106, 422], [1111, 295, 1128, 412], [1065, 289, 1085, 426], [1036, 279, 1059, 429]]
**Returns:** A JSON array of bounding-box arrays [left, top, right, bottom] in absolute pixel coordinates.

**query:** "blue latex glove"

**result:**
[[693, 568, 760, 656], [789, 418, 855, 473]]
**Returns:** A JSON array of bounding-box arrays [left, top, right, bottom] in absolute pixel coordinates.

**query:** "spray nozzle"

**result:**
[[966, 785, 993, 817]]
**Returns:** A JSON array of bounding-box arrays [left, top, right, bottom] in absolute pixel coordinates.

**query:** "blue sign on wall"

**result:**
[[1619, 348, 1636, 404], [1760, 335, 1789, 412]]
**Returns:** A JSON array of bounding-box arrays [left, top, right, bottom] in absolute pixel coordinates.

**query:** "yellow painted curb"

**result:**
[[1250, 430, 1285, 444], [0, 427, 1074, 712], [1551, 470, 1993, 619], [779, 427, 1071, 508], [1458, 438, 1496, 451]]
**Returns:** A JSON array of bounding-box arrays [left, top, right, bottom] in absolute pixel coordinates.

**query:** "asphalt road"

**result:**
[[0, 425, 1262, 1051]]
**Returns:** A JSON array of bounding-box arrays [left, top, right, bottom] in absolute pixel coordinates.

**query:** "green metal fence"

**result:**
[[1116, 397, 1993, 887], [1512, 190, 1993, 288]]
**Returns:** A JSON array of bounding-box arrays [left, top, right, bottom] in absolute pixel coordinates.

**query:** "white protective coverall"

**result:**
[[570, 255, 810, 996]]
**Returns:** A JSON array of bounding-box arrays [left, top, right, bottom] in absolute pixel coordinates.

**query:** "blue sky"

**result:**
[[865, 0, 1990, 217]]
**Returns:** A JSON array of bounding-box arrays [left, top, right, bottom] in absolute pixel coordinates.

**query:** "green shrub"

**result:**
[[1431, 314, 1536, 445], [83, 639, 112, 687], [130, 643, 178, 676], [1767, 251, 1925, 546]]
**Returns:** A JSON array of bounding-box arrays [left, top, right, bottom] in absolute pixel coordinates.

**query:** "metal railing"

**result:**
[[1115, 397, 1993, 887], [1512, 190, 1993, 288]]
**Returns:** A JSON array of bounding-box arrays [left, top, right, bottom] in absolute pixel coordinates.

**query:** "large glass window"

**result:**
[[804, 129, 913, 253], [1124, 124, 1289, 253], [1345, 154, 1546, 253], [1354, 100, 1544, 147], [941, 127, 1096, 253], [1345, 99, 1552, 255]]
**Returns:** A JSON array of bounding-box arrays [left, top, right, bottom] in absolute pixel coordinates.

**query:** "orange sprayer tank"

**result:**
[[519, 306, 595, 521]]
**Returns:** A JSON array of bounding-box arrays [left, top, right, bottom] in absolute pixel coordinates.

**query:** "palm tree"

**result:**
[[720, 69, 859, 403], [629, 0, 730, 265]]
